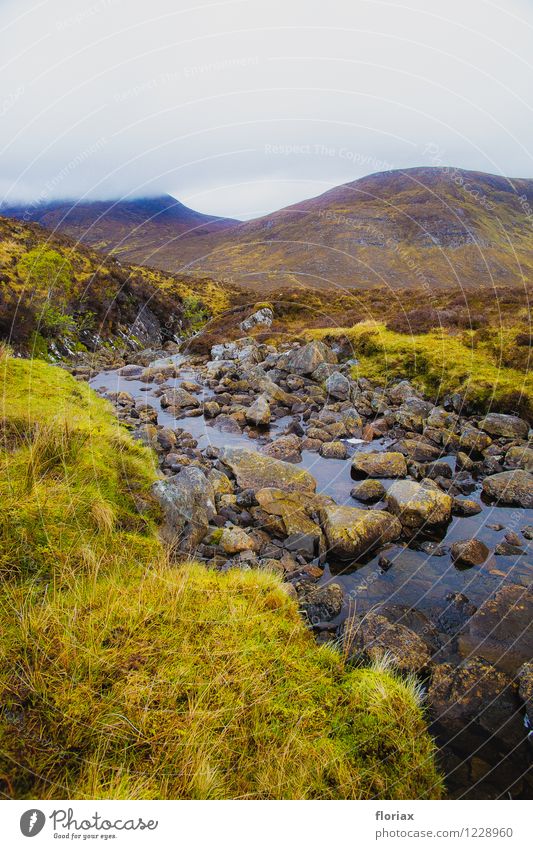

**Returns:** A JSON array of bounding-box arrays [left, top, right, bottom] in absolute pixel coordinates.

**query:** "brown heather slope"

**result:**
[[0, 195, 238, 267], [150, 167, 533, 291]]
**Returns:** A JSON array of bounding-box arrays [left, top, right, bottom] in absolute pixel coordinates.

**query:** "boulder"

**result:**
[[458, 584, 533, 674], [343, 612, 432, 673], [450, 538, 490, 567], [482, 470, 533, 508], [351, 451, 407, 479], [281, 340, 337, 375], [459, 426, 492, 455], [152, 467, 215, 551], [255, 487, 324, 552], [245, 394, 271, 426], [298, 582, 345, 624], [262, 434, 302, 463], [350, 479, 386, 503], [239, 307, 273, 332], [220, 447, 316, 493], [478, 413, 529, 440], [396, 439, 442, 463], [386, 480, 453, 530], [160, 387, 199, 409], [321, 504, 401, 559], [452, 497, 482, 516], [319, 440, 347, 459], [505, 445, 533, 472], [325, 371, 351, 401]]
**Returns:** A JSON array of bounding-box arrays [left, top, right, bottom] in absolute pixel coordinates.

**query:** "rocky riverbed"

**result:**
[[83, 329, 533, 799]]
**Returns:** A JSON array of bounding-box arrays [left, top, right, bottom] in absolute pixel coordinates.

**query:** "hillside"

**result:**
[[0, 195, 238, 268], [152, 167, 533, 290], [0, 215, 242, 359]]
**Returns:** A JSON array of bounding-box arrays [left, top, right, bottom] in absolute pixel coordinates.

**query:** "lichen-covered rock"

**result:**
[[220, 447, 317, 493], [517, 661, 533, 717], [386, 480, 452, 530], [351, 451, 407, 479], [281, 340, 337, 375], [298, 582, 345, 624], [160, 387, 199, 409], [325, 371, 351, 401], [451, 538, 490, 567], [505, 445, 533, 472], [262, 434, 302, 463], [245, 393, 271, 426], [395, 398, 432, 433], [478, 412, 529, 440], [396, 439, 442, 463], [350, 479, 386, 503], [482, 470, 533, 508], [319, 440, 347, 460], [239, 307, 273, 332], [343, 612, 432, 673], [218, 526, 259, 554], [452, 497, 482, 516], [321, 504, 401, 559], [255, 487, 325, 547], [458, 426, 492, 455], [152, 467, 215, 551]]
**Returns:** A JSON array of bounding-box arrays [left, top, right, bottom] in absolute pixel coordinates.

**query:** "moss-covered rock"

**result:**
[[386, 480, 453, 531], [220, 447, 317, 493], [321, 504, 401, 560], [352, 451, 407, 478]]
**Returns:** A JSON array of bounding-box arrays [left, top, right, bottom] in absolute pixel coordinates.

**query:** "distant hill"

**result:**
[[153, 167, 533, 290], [0, 195, 239, 267]]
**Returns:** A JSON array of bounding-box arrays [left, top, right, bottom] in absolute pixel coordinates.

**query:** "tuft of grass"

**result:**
[[309, 322, 533, 419], [0, 353, 443, 800]]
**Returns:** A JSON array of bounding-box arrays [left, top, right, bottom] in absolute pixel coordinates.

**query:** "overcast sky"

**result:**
[[1, 0, 532, 219]]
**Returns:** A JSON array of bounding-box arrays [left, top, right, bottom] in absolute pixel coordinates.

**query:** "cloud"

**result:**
[[1, 0, 532, 218]]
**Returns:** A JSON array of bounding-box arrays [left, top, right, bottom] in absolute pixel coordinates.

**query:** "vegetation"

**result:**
[[0, 352, 442, 799]]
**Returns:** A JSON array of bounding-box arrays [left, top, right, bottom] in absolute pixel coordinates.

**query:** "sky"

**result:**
[[1, 0, 532, 219]]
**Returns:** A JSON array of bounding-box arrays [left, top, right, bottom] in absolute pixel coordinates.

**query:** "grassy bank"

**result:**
[[0, 353, 442, 799], [309, 322, 532, 419]]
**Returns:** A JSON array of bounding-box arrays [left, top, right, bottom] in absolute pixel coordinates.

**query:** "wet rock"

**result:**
[[452, 497, 482, 516], [386, 480, 453, 531], [152, 467, 216, 552], [319, 440, 347, 459], [351, 451, 407, 478], [458, 584, 533, 674], [245, 393, 271, 426], [325, 371, 351, 401], [436, 592, 477, 636], [321, 504, 402, 559], [343, 611, 432, 673], [213, 414, 242, 434], [396, 438, 442, 463], [298, 582, 345, 624], [281, 340, 337, 375], [482, 470, 533, 508], [254, 487, 324, 552], [350, 479, 386, 503], [263, 434, 302, 463], [494, 542, 525, 556], [418, 460, 453, 480], [505, 444, 533, 472], [160, 387, 200, 409], [522, 525, 533, 540], [118, 363, 144, 377], [450, 538, 490, 567], [478, 413, 529, 440], [220, 447, 316, 493], [375, 604, 442, 653]]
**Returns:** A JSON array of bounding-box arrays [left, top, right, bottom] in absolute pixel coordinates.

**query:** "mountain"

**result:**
[[153, 167, 533, 290], [0, 195, 239, 267]]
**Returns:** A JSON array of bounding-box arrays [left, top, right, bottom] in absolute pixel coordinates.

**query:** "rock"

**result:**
[[325, 371, 351, 401], [321, 504, 402, 559], [298, 582, 345, 624], [281, 340, 337, 375], [395, 398, 432, 432], [521, 525, 533, 540], [482, 470, 533, 508], [218, 526, 259, 554], [458, 584, 533, 674], [319, 440, 347, 459], [516, 661, 533, 716], [118, 363, 144, 377], [426, 406, 458, 429], [213, 414, 242, 434], [207, 469, 234, 495], [428, 658, 522, 747], [254, 487, 324, 553], [160, 387, 199, 408], [505, 445, 533, 472], [351, 451, 407, 479], [203, 400, 221, 418], [452, 497, 482, 516], [375, 604, 442, 652], [387, 380, 420, 404], [152, 467, 216, 552], [262, 434, 302, 463], [436, 592, 477, 636], [494, 542, 524, 556], [396, 439, 442, 463], [350, 479, 386, 503], [386, 480, 453, 531], [450, 539, 490, 567], [220, 447, 316, 493], [478, 413, 529, 440], [459, 426, 492, 455], [245, 393, 271, 426], [311, 362, 340, 382], [418, 460, 453, 480], [239, 307, 273, 332], [343, 612, 432, 673]]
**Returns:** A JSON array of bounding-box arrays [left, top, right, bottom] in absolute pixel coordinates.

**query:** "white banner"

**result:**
[[2, 799, 531, 848]]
